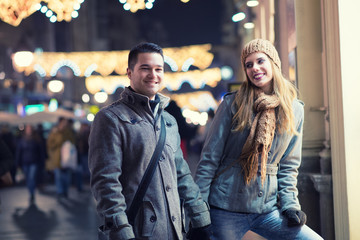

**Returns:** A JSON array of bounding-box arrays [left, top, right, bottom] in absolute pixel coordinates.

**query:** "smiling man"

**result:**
[[88, 42, 212, 240]]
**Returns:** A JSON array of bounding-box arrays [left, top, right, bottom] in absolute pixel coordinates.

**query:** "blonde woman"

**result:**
[[195, 39, 323, 240]]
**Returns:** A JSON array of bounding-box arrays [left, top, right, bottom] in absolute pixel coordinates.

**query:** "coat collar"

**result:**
[[120, 87, 170, 112]]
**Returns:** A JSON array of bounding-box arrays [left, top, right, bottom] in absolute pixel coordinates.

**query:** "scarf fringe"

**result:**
[[243, 152, 259, 185], [242, 145, 269, 186]]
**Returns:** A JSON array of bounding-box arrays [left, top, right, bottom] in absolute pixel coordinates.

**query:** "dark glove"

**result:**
[[283, 208, 307, 227], [186, 224, 212, 240]]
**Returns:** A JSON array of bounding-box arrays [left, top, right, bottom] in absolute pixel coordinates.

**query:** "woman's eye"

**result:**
[[258, 59, 265, 64], [245, 63, 253, 68]]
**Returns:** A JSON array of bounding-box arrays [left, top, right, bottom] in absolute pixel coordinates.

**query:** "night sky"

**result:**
[[132, 0, 224, 47]]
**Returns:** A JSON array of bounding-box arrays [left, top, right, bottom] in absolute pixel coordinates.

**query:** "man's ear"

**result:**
[[126, 68, 131, 79]]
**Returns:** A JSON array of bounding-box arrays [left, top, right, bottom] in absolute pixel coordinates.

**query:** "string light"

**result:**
[[0, 0, 86, 26], [118, 0, 190, 13]]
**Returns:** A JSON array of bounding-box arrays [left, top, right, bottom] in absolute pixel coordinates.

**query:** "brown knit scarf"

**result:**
[[239, 90, 279, 185]]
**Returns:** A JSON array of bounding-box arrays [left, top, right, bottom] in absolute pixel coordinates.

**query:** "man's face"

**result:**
[[127, 52, 164, 100]]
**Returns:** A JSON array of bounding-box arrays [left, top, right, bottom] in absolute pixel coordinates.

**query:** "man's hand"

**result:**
[[282, 208, 307, 227], [186, 224, 212, 240]]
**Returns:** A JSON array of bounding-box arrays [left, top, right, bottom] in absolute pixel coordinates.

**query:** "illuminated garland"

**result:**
[[13, 44, 220, 94], [19, 44, 214, 77], [85, 67, 221, 94], [0, 0, 85, 26]]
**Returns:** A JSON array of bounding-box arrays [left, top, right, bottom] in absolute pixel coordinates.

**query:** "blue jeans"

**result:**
[[22, 163, 37, 196], [210, 207, 323, 240], [54, 168, 71, 196]]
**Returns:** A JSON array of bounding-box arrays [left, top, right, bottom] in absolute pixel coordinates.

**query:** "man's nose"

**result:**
[[148, 69, 156, 77]]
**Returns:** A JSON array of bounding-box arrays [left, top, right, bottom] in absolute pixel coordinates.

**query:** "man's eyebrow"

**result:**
[[138, 64, 163, 68]]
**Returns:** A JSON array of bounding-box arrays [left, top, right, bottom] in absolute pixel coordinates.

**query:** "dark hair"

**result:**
[[128, 42, 164, 70]]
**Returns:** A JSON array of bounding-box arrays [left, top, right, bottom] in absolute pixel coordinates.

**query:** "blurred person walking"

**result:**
[[47, 117, 76, 199], [195, 39, 323, 240], [15, 125, 45, 204]]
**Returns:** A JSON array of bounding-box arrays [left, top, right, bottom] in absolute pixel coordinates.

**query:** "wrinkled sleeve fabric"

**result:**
[[195, 96, 233, 202], [277, 102, 304, 212], [89, 109, 135, 239]]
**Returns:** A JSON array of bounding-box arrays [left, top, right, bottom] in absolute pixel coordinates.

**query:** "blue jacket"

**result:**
[[195, 92, 304, 214], [89, 88, 210, 240]]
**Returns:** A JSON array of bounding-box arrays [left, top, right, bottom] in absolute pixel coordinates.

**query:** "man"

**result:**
[[89, 42, 211, 240]]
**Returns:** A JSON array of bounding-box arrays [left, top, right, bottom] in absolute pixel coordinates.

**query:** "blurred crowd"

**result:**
[[0, 118, 91, 204]]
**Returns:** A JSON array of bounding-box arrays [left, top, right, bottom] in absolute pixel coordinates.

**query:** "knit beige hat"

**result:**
[[241, 39, 281, 70]]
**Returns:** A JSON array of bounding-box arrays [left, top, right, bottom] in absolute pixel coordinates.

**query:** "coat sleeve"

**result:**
[[88, 109, 135, 239], [277, 102, 304, 212], [194, 96, 233, 202], [175, 139, 211, 228]]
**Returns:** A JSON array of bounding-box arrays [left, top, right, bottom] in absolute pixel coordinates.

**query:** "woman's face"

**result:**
[[244, 52, 273, 94]]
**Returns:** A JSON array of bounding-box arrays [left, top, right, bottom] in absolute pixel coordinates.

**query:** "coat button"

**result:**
[[258, 191, 263, 197], [150, 215, 157, 222], [166, 185, 171, 192], [172, 216, 176, 222], [160, 156, 165, 161]]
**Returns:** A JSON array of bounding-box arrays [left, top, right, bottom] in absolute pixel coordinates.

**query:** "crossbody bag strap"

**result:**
[[127, 116, 166, 225]]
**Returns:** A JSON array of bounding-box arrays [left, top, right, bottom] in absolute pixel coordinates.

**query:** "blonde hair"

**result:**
[[232, 59, 299, 135]]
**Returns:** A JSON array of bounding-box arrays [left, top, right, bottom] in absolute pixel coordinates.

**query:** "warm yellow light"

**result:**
[[181, 109, 208, 126], [0, 0, 40, 27], [94, 91, 108, 103], [0, 0, 85, 26], [82, 93, 90, 103], [171, 91, 218, 112], [87, 113, 95, 122], [21, 44, 214, 77], [85, 68, 221, 94], [48, 80, 64, 93], [13, 51, 34, 67], [244, 22, 255, 29], [246, 0, 259, 7]]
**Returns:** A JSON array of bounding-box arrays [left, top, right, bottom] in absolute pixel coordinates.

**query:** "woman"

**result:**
[[195, 39, 323, 240]]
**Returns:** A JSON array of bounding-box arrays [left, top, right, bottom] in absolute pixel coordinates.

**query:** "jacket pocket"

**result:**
[[136, 201, 157, 238], [216, 163, 239, 194], [264, 174, 278, 204]]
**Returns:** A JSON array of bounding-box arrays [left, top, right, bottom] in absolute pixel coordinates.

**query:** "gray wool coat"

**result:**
[[89, 88, 210, 240]]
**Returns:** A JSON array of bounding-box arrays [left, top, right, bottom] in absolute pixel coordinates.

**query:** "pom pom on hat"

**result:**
[[241, 39, 281, 70]]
